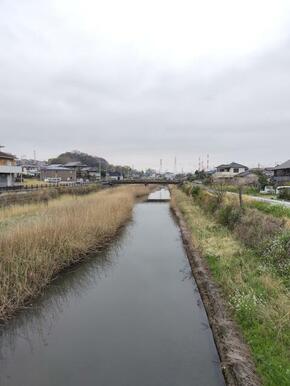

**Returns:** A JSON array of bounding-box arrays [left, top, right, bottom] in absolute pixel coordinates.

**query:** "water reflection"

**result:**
[[0, 198, 225, 386], [0, 230, 127, 362], [147, 187, 170, 201]]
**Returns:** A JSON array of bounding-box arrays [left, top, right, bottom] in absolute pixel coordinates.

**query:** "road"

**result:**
[[228, 192, 290, 208]]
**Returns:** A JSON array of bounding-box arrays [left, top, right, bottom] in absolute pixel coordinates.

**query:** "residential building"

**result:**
[[63, 161, 88, 179], [40, 165, 77, 181], [107, 171, 124, 181], [21, 164, 40, 177], [0, 151, 22, 187], [214, 162, 248, 179], [234, 170, 259, 185], [164, 172, 176, 181], [273, 159, 290, 183], [81, 167, 101, 180]]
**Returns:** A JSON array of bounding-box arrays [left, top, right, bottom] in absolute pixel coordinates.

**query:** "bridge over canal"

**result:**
[[106, 179, 182, 185]]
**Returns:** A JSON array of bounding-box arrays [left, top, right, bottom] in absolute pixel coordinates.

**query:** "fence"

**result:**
[[0, 181, 93, 193]]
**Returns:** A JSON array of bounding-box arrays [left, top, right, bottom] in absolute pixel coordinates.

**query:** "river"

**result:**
[[0, 189, 225, 386]]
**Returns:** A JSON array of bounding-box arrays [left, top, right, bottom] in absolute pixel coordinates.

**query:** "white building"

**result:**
[[107, 171, 124, 181], [164, 172, 176, 181], [214, 162, 248, 179]]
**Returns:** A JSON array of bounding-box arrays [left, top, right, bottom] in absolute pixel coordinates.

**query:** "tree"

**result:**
[[48, 151, 109, 169]]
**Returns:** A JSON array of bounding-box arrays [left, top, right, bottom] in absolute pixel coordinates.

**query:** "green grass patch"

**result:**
[[247, 201, 290, 219], [172, 187, 290, 386]]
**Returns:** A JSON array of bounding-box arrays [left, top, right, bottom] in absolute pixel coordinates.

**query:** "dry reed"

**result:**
[[0, 185, 150, 319]]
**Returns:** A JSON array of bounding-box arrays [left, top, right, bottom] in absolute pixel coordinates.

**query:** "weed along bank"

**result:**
[[173, 183, 290, 386], [0, 187, 226, 386]]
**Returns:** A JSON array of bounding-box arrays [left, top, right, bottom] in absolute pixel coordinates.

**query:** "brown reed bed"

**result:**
[[0, 185, 150, 320]]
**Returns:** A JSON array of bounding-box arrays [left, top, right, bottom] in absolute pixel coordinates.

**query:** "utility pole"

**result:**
[[99, 160, 101, 181], [159, 159, 163, 175], [207, 154, 209, 171], [174, 156, 177, 174], [33, 150, 36, 163]]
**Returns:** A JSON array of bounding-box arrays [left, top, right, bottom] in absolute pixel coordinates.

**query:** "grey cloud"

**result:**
[[0, 1, 290, 170]]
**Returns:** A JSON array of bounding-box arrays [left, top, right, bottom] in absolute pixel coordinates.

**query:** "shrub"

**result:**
[[278, 188, 290, 201], [191, 185, 201, 197], [217, 205, 242, 229], [195, 190, 219, 213], [263, 231, 290, 281], [234, 209, 285, 250], [181, 182, 193, 196]]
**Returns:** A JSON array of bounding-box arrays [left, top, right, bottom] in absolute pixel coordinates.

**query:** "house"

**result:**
[[233, 170, 259, 186], [164, 172, 176, 181], [40, 165, 77, 181], [273, 159, 290, 184], [81, 167, 101, 181], [63, 161, 87, 169], [214, 162, 248, 179], [21, 164, 40, 177], [107, 171, 124, 181], [63, 161, 88, 179], [0, 151, 22, 187]]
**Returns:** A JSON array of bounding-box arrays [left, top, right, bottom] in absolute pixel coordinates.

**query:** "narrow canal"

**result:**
[[0, 189, 225, 386]]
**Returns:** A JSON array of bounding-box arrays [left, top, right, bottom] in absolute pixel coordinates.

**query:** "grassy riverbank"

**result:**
[[171, 186, 290, 386], [0, 185, 150, 320]]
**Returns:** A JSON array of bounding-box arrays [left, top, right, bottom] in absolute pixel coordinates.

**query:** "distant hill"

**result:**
[[48, 151, 109, 168]]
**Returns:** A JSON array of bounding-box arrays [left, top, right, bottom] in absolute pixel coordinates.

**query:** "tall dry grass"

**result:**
[[0, 185, 150, 319]]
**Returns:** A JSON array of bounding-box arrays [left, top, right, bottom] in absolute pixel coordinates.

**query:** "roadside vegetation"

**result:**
[[0, 185, 150, 320], [246, 200, 290, 220], [172, 184, 290, 386], [22, 178, 42, 186]]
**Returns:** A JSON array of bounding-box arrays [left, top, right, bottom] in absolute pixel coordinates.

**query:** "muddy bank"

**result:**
[[170, 193, 261, 386]]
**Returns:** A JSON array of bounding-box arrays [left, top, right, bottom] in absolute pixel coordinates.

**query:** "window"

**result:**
[[233, 168, 239, 173]]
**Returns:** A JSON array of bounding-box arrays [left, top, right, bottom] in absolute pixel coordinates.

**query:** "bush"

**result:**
[[278, 188, 290, 201], [217, 205, 242, 229], [234, 209, 284, 250], [263, 231, 290, 281], [191, 185, 201, 197], [181, 182, 193, 196]]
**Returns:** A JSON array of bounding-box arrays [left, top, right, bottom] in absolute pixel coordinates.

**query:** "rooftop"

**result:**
[[42, 164, 74, 171], [216, 162, 248, 169], [64, 161, 87, 167], [0, 151, 15, 160], [274, 159, 290, 170]]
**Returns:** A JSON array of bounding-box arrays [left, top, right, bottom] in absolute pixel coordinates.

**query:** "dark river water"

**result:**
[[0, 190, 225, 386]]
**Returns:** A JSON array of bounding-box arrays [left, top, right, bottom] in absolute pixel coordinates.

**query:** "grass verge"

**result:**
[[246, 200, 290, 220], [0, 185, 150, 320], [172, 186, 290, 386]]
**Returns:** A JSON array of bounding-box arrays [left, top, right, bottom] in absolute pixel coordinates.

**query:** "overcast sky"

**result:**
[[1, 0, 290, 171]]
